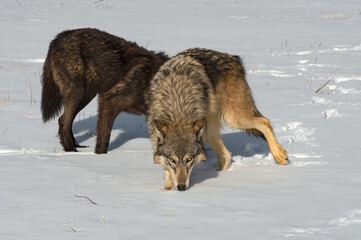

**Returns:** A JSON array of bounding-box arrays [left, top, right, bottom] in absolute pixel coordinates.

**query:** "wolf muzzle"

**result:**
[[176, 184, 187, 191]]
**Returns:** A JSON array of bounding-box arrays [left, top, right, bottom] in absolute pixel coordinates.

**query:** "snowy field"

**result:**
[[1, 0, 361, 239]]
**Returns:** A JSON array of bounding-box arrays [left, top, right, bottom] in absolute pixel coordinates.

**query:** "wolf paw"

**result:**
[[75, 143, 89, 148], [273, 148, 289, 165], [164, 184, 174, 191], [217, 152, 232, 171], [218, 164, 230, 171], [218, 160, 231, 171], [63, 146, 78, 152], [95, 145, 108, 154]]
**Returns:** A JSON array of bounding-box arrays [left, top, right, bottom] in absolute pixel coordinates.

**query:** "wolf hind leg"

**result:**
[[59, 93, 84, 152], [71, 89, 97, 148], [252, 117, 288, 165], [217, 71, 288, 165], [205, 110, 232, 171], [225, 110, 288, 165]]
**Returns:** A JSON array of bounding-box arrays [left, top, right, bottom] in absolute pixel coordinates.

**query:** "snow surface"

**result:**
[[1, 0, 361, 239]]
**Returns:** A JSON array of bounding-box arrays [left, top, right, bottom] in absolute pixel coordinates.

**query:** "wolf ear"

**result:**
[[193, 118, 205, 139], [155, 120, 168, 137]]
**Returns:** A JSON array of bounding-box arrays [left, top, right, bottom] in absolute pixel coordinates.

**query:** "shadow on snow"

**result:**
[[71, 113, 270, 188], [72, 113, 149, 151]]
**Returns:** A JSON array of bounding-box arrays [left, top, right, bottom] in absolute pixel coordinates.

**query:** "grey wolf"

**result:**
[[41, 28, 168, 153], [147, 48, 288, 191]]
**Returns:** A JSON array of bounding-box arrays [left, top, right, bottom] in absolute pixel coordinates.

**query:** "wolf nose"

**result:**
[[177, 184, 187, 191]]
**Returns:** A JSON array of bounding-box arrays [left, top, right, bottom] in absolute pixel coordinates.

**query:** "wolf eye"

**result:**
[[186, 157, 193, 163], [168, 158, 176, 164]]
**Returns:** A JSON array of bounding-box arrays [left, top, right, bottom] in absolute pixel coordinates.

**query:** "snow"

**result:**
[[1, 0, 361, 239]]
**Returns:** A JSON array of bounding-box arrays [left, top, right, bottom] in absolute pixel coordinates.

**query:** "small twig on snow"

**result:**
[[315, 78, 332, 93], [74, 195, 97, 205], [28, 77, 35, 105]]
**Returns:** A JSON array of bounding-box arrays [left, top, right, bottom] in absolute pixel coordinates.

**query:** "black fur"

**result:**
[[41, 28, 169, 153]]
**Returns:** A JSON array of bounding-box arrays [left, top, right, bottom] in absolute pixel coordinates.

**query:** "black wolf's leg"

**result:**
[[59, 112, 77, 152], [71, 89, 97, 148], [95, 98, 119, 154], [58, 84, 87, 152]]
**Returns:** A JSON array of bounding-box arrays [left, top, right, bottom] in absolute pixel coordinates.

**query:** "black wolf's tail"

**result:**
[[245, 109, 266, 140], [41, 57, 63, 123]]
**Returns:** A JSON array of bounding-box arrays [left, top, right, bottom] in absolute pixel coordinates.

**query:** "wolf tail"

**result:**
[[245, 109, 266, 140], [41, 56, 63, 123]]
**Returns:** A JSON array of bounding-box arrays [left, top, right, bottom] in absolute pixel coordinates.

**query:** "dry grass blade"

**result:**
[[315, 78, 332, 93], [28, 77, 35, 105], [74, 195, 97, 205]]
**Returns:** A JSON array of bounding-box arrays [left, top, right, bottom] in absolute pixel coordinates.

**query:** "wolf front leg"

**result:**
[[205, 108, 232, 170], [95, 97, 120, 154], [164, 169, 174, 190]]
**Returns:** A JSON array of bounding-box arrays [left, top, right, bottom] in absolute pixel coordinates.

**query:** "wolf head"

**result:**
[[153, 119, 207, 191]]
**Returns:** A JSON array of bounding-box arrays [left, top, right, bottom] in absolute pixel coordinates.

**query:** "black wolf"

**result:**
[[41, 28, 168, 153]]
